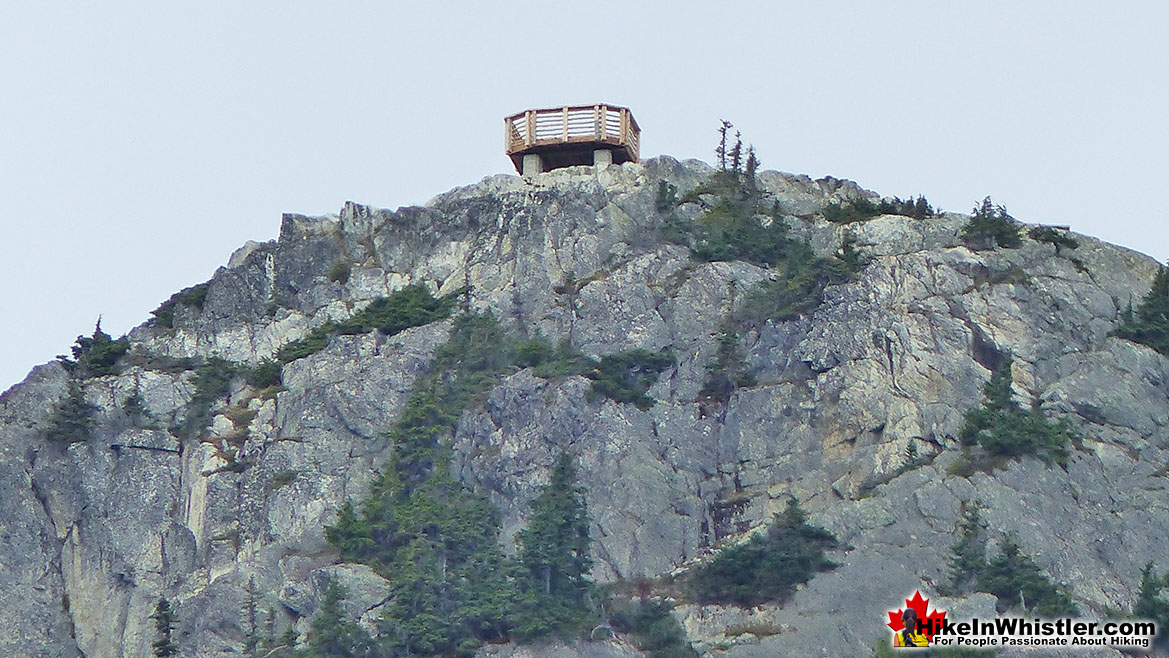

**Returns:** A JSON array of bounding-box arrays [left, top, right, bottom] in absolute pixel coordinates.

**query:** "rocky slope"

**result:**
[[1, 157, 1166, 657]]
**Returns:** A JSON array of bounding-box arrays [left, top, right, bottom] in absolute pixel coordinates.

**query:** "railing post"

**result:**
[[525, 110, 535, 147], [620, 109, 628, 145], [600, 105, 608, 141], [563, 106, 569, 142], [593, 104, 601, 140]]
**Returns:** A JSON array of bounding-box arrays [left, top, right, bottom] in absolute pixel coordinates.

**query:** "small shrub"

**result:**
[[655, 181, 677, 213], [1133, 563, 1169, 649], [122, 388, 147, 421], [267, 469, 298, 491], [62, 320, 129, 377], [689, 498, 839, 607], [183, 358, 237, 437], [334, 284, 457, 336], [327, 261, 351, 284], [979, 537, 1078, 616], [1028, 226, 1079, 255], [957, 356, 1072, 468], [245, 359, 283, 388], [960, 197, 1022, 250], [822, 197, 881, 224], [698, 324, 755, 403], [943, 506, 1077, 616], [587, 350, 675, 410], [514, 337, 596, 379], [1111, 265, 1169, 356], [222, 404, 257, 432], [45, 382, 98, 444], [879, 195, 935, 219], [608, 598, 697, 658], [737, 241, 860, 325], [276, 321, 335, 364], [151, 283, 210, 329]]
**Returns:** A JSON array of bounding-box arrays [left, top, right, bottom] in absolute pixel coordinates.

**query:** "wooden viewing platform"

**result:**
[[505, 104, 640, 175]]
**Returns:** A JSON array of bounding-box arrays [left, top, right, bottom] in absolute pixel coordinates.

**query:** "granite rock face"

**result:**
[[1, 157, 1166, 657]]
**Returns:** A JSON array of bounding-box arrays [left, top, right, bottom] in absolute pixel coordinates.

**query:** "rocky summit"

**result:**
[[2, 157, 1167, 658]]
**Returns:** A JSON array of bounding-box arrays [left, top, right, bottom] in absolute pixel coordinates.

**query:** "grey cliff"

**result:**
[[0, 156, 1165, 657]]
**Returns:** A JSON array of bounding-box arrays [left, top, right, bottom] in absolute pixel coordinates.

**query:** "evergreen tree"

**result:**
[[1111, 265, 1169, 356], [978, 537, 1078, 616], [1028, 226, 1079, 255], [1133, 563, 1169, 648], [715, 120, 732, 171], [325, 314, 525, 656], [517, 453, 593, 599], [150, 597, 179, 658], [689, 497, 839, 607], [64, 318, 129, 377], [44, 380, 98, 444], [244, 576, 261, 655], [729, 131, 743, 174], [306, 577, 374, 657], [960, 197, 1022, 250], [959, 356, 1072, 466], [744, 146, 760, 195], [510, 453, 595, 639], [945, 502, 987, 595]]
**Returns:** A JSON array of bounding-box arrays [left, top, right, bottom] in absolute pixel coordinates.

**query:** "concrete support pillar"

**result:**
[[593, 149, 613, 167], [522, 154, 544, 176]]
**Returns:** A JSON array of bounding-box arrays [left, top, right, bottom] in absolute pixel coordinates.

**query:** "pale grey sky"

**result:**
[[3, 2, 1167, 392]]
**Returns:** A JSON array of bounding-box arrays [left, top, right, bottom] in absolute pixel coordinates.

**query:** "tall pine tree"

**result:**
[[518, 453, 593, 598], [512, 453, 594, 638], [151, 597, 179, 658], [1112, 265, 1169, 355], [306, 577, 374, 657]]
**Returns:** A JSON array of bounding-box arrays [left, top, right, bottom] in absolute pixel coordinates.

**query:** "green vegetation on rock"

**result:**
[[608, 598, 698, 658], [586, 349, 675, 411], [737, 239, 864, 325], [61, 320, 129, 377], [45, 381, 98, 444], [1133, 563, 1169, 649], [151, 283, 210, 329], [698, 323, 755, 403], [824, 195, 935, 224], [326, 314, 601, 655], [327, 261, 352, 284], [303, 577, 375, 658], [150, 597, 179, 657], [1028, 226, 1079, 255], [276, 284, 461, 365], [1111, 265, 1169, 356], [960, 197, 1022, 250], [277, 322, 336, 364], [689, 497, 839, 607], [944, 502, 1077, 617], [335, 284, 460, 336], [952, 356, 1073, 472], [245, 358, 283, 388], [182, 358, 237, 437]]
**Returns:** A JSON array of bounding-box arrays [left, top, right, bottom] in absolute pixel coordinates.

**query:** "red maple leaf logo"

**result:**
[[887, 590, 947, 642]]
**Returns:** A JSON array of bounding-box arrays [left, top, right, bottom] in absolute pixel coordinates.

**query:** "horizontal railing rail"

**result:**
[[504, 104, 640, 162]]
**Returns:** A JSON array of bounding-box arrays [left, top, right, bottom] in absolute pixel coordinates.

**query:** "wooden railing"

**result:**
[[505, 104, 640, 162]]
